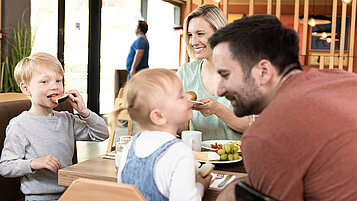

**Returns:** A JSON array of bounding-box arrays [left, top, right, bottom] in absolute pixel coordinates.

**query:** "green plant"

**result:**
[[1, 11, 33, 92]]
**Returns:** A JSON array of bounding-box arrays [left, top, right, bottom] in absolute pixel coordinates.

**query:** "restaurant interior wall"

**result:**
[[1, 0, 357, 110], [179, 0, 357, 72]]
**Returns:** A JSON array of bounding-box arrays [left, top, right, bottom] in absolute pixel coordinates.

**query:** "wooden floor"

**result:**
[[76, 126, 127, 163]]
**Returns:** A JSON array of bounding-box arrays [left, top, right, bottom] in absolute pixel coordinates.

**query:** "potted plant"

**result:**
[[1, 11, 33, 93]]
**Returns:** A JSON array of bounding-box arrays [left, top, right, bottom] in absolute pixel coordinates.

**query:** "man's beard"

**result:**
[[229, 76, 264, 117]]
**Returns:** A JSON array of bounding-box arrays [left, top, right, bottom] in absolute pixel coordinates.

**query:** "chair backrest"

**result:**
[[235, 182, 279, 201], [0, 93, 76, 201], [59, 178, 147, 201], [106, 87, 134, 153]]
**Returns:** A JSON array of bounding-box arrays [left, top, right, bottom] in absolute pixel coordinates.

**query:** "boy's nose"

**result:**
[[50, 82, 60, 90]]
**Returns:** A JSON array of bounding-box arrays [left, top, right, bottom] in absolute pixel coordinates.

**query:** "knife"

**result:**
[[218, 175, 233, 188]]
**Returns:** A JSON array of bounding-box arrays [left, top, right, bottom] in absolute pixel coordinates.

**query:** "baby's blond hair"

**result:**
[[110, 68, 181, 129], [14, 52, 64, 86]]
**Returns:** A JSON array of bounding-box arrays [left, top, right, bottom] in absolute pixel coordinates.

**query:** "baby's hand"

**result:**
[[30, 155, 62, 173], [196, 172, 212, 191], [65, 89, 90, 118]]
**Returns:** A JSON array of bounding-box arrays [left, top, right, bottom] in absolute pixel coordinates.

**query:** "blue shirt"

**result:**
[[126, 34, 149, 72]]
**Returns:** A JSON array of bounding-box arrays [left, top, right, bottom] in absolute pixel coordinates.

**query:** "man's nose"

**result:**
[[217, 82, 227, 97]]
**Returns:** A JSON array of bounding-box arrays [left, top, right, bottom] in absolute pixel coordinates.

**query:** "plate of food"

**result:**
[[194, 151, 242, 164], [195, 141, 242, 164], [201, 140, 241, 152]]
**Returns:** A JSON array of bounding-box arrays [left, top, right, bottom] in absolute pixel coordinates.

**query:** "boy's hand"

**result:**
[[30, 155, 62, 173], [196, 172, 212, 191], [66, 89, 90, 118]]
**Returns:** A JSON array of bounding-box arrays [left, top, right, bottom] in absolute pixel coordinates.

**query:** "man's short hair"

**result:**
[[138, 20, 148, 34], [209, 14, 301, 76]]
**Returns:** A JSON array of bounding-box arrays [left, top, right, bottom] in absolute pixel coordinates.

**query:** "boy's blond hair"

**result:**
[[14, 52, 64, 86], [110, 68, 181, 128]]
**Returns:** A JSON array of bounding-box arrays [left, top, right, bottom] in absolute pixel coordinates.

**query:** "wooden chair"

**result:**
[[106, 87, 133, 153], [59, 178, 146, 201]]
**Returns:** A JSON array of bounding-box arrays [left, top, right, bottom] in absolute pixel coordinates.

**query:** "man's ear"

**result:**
[[252, 60, 275, 86], [20, 82, 31, 96], [149, 109, 167, 126]]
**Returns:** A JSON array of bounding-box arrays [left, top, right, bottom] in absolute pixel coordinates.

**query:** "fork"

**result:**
[[210, 173, 224, 184]]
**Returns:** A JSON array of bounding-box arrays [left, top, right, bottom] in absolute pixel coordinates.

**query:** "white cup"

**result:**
[[181, 131, 202, 152]]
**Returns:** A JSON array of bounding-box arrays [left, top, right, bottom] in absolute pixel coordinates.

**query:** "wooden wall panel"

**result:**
[[294, 0, 300, 32], [329, 0, 338, 69], [301, 0, 309, 55], [338, 3, 347, 69], [319, 56, 325, 69], [223, 0, 229, 18], [348, 0, 356, 72], [249, 0, 255, 15], [267, 0, 272, 14], [276, 0, 281, 19]]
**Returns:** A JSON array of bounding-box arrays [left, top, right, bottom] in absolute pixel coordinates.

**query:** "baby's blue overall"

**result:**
[[121, 133, 180, 201]]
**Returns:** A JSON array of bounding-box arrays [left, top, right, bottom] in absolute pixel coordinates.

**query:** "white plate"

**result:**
[[201, 140, 241, 152], [196, 152, 243, 164]]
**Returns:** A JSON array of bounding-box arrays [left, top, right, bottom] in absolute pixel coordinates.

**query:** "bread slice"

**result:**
[[194, 151, 209, 161], [199, 162, 215, 177]]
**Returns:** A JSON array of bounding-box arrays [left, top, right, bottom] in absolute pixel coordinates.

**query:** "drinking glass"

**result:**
[[248, 115, 259, 126], [119, 136, 132, 144], [115, 142, 126, 169]]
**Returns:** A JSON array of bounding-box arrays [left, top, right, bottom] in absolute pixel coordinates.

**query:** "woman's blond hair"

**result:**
[[110, 68, 181, 129], [14, 52, 64, 86], [183, 4, 228, 60]]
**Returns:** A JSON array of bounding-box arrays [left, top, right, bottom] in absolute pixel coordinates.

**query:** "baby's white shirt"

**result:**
[[117, 131, 204, 201]]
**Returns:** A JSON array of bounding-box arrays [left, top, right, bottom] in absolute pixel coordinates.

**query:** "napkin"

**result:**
[[209, 173, 236, 189]]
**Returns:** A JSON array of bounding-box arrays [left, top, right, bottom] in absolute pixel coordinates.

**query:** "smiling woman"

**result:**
[[176, 4, 249, 141]]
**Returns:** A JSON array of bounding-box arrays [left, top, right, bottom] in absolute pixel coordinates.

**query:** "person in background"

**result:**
[[126, 20, 150, 80], [210, 14, 357, 201], [176, 4, 249, 141], [111, 68, 211, 201], [0, 52, 109, 200]]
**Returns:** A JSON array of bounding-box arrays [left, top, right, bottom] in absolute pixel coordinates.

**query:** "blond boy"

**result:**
[[0, 52, 109, 200]]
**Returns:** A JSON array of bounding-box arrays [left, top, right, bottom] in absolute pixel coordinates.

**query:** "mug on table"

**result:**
[[181, 131, 202, 152]]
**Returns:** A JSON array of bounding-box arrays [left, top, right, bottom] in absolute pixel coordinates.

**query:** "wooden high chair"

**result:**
[[106, 87, 134, 154], [59, 178, 146, 201]]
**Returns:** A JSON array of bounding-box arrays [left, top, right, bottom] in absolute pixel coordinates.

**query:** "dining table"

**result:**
[[58, 155, 247, 201]]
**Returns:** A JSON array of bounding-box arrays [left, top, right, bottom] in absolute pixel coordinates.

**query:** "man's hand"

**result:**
[[30, 155, 62, 173], [216, 176, 250, 201], [129, 49, 145, 79], [130, 68, 136, 78]]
